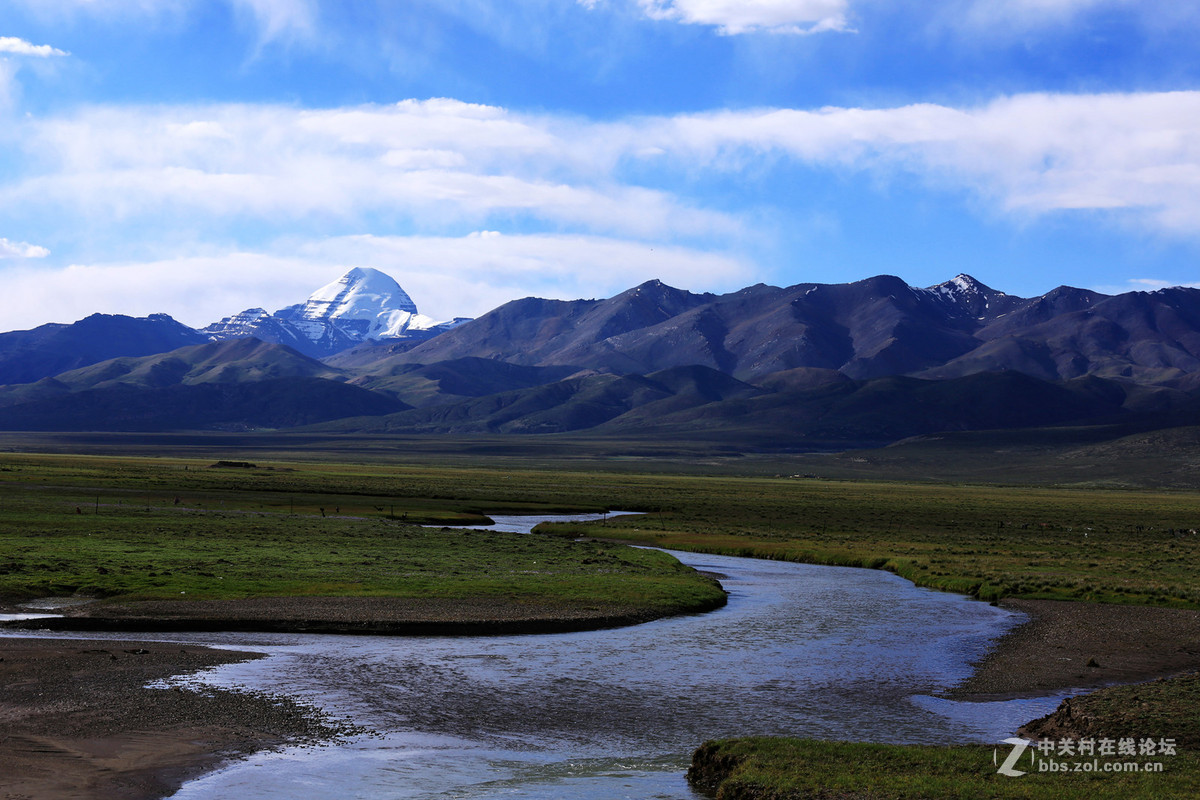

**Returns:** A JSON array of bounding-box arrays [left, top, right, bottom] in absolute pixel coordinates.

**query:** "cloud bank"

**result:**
[[3, 90, 1200, 329], [6, 92, 1200, 238]]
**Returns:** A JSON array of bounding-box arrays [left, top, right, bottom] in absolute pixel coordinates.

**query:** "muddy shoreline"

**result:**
[[0, 637, 356, 800], [3, 593, 728, 637], [949, 597, 1200, 699]]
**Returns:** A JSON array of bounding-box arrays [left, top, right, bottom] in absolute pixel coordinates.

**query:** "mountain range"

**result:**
[[1, 269, 1199, 447]]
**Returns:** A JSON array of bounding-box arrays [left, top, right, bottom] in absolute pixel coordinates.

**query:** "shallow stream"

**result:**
[[6, 514, 1067, 798]]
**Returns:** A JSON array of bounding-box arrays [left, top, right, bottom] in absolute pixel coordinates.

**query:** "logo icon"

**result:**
[[995, 737, 1031, 777]]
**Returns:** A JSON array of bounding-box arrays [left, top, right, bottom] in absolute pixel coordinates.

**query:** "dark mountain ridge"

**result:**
[[3, 273, 1200, 445]]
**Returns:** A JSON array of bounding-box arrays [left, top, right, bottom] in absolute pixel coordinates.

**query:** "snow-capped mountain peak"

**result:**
[[303, 267, 418, 321], [282, 267, 438, 339], [203, 268, 468, 357]]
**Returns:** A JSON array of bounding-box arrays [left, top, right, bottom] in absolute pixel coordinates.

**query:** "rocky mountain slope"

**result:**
[[368, 274, 1200, 387]]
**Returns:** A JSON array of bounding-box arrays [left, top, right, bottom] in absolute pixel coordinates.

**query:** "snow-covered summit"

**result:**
[[280, 267, 440, 339], [203, 268, 467, 357]]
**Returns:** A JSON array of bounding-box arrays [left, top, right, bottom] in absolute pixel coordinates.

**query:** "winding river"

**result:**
[[9, 514, 1068, 798]]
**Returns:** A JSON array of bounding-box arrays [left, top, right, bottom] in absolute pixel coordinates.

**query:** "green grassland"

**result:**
[[537, 478, 1200, 608], [689, 674, 1200, 799], [0, 453, 722, 615], [5, 451, 1200, 609]]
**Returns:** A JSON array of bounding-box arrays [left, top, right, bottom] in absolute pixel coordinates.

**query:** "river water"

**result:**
[[6, 515, 1067, 798]]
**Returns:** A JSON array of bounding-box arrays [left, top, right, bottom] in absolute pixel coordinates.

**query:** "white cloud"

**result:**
[[9, 0, 190, 21], [2, 99, 739, 238], [0, 37, 69, 57], [631, 0, 851, 34], [936, 0, 1200, 37], [0, 233, 754, 331], [5, 89, 1200, 320], [0, 60, 17, 110], [627, 92, 1200, 236], [956, 0, 1127, 28], [229, 0, 317, 44], [0, 238, 50, 259], [0, 252, 318, 330]]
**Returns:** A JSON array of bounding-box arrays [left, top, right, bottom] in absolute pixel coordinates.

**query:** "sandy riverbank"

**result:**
[[0, 637, 355, 800]]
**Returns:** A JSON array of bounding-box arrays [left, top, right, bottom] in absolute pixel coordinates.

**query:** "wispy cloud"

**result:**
[[586, 0, 852, 34], [0, 238, 50, 259], [954, 0, 1128, 28], [3, 99, 739, 239], [933, 0, 1200, 38], [0, 232, 753, 330], [10, 0, 315, 45], [623, 91, 1200, 236], [7, 92, 1200, 241], [5, 90, 1200, 272], [4, 89, 1200, 330], [229, 0, 317, 44], [0, 37, 69, 57]]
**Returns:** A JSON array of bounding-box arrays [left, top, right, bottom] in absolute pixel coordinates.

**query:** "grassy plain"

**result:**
[[539, 478, 1200, 608], [0, 453, 722, 615], [5, 449, 1200, 609]]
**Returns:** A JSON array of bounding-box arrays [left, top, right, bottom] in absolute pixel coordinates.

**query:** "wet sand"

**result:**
[[0, 638, 354, 800]]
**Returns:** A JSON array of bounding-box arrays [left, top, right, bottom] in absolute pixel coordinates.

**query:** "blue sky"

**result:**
[[1, 0, 1198, 329]]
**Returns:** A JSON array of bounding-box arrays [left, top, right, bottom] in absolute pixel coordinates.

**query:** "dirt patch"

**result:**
[[950, 598, 1200, 699], [0, 637, 356, 800]]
